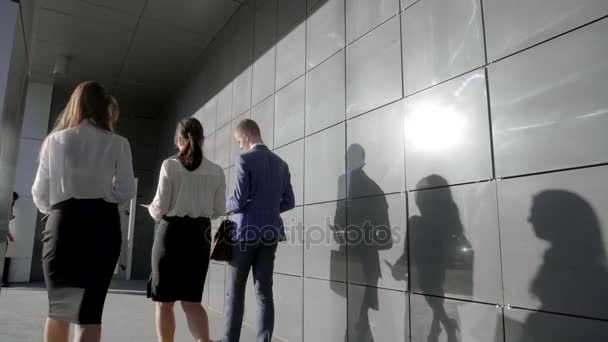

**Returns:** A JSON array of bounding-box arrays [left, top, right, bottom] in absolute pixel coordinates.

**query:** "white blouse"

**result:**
[[32, 120, 136, 214], [148, 157, 226, 221]]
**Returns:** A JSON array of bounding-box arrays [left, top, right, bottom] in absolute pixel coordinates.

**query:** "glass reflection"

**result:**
[[405, 104, 466, 152]]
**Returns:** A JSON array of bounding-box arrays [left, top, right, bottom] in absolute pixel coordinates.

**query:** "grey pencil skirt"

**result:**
[[42, 198, 121, 325]]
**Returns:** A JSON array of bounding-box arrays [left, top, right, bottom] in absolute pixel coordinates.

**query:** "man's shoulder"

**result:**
[[239, 148, 276, 161], [238, 149, 287, 170]]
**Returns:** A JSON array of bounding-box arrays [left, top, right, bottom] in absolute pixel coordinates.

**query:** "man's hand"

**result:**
[[7, 232, 15, 242]]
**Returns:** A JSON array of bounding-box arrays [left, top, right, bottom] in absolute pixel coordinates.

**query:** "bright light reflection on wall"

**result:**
[[405, 103, 466, 152]]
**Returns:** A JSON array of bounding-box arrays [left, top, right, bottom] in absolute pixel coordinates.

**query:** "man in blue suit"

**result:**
[[223, 119, 295, 342]]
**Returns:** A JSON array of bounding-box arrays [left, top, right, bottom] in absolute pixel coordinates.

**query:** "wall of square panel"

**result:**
[[167, 0, 608, 340]]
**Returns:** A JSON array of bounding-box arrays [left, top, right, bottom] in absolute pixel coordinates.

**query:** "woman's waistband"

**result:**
[[162, 215, 211, 224], [51, 198, 118, 211]]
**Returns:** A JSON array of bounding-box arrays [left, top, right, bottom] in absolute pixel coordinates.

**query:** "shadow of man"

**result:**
[[520, 190, 608, 341], [331, 144, 392, 342]]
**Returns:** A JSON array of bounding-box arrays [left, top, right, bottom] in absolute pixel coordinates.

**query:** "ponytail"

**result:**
[[176, 118, 204, 171]]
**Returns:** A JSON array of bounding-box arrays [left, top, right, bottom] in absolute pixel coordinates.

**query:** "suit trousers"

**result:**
[[223, 239, 278, 342]]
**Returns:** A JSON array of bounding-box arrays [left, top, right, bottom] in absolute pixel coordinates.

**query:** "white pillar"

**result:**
[[8, 82, 53, 282], [0, 0, 25, 287], [0, 0, 20, 242]]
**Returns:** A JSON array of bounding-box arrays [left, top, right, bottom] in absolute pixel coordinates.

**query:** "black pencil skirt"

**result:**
[[42, 199, 121, 325], [148, 216, 212, 303]]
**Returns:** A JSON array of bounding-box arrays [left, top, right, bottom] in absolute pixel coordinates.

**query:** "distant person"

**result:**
[[222, 119, 295, 342], [1, 191, 18, 287], [147, 117, 226, 342], [32, 81, 135, 342]]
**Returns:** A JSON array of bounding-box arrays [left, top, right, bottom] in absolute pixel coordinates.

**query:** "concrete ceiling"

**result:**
[[29, 0, 243, 104]]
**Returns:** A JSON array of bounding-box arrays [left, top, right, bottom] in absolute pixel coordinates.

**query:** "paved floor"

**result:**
[[0, 281, 257, 342]]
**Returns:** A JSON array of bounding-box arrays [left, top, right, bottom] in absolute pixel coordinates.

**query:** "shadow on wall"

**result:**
[[392, 175, 473, 342], [330, 144, 393, 342], [510, 190, 608, 341]]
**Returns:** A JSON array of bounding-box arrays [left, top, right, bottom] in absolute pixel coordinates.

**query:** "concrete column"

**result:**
[[0, 0, 29, 286], [8, 82, 53, 282]]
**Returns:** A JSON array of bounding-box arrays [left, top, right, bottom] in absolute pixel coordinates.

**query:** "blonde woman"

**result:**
[[32, 81, 135, 342]]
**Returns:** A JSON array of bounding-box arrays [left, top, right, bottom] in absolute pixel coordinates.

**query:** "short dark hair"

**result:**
[[12, 192, 19, 201], [236, 119, 261, 139]]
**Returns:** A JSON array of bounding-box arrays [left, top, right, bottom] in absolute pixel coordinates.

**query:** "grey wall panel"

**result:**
[[232, 66, 253, 117], [250, 95, 275, 149], [402, 0, 484, 95], [346, 16, 402, 118], [409, 181, 502, 304], [404, 70, 492, 190], [217, 82, 234, 128], [274, 76, 305, 147], [307, 0, 325, 12], [304, 201, 347, 281], [504, 307, 608, 342], [204, 133, 216, 165], [498, 165, 608, 320], [306, 0, 345, 70], [275, 274, 304, 342], [306, 49, 345, 135], [252, 46, 276, 106], [483, 0, 608, 61], [346, 100, 404, 196], [347, 193, 408, 291], [490, 19, 608, 178], [348, 285, 407, 342], [253, 0, 277, 58], [401, 0, 417, 10], [230, 111, 251, 166], [346, 0, 399, 44], [278, 0, 306, 37], [201, 96, 218, 133], [304, 123, 346, 204], [230, 0, 255, 74], [276, 22, 306, 90], [275, 139, 304, 206], [410, 294, 504, 342], [215, 123, 232, 169], [276, 206, 304, 276], [304, 278, 348, 342]]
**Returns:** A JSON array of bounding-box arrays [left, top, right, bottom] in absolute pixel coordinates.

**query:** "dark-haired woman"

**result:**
[[147, 117, 226, 342], [32, 81, 135, 342]]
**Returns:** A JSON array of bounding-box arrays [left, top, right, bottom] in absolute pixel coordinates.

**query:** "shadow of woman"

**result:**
[[520, 190, 608, 341], [391, 175, 473, 342], [331, 144, 392, 342]]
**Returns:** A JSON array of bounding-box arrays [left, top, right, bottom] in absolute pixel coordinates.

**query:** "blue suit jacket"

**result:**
[[226, 144, 295, 241]]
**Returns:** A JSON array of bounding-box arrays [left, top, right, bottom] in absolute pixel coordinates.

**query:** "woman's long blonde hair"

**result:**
[[41, 81, 115, 154]]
